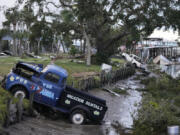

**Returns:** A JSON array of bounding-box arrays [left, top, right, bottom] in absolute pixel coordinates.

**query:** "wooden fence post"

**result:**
[[17, 95, 23, 122], [29, 92, 35, 116], [5, 98, 12, 127]]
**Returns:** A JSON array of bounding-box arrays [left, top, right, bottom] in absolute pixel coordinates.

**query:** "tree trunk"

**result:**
[[13, 24, 17, 56], [27, 41, 30, 53], [80, 39, 83, 53], [56, 40, 60, 55], [38, 40, 41, 55], [83, 29, 91, 66], [51, 43, 54, 53], [83, 38, 86, 54]]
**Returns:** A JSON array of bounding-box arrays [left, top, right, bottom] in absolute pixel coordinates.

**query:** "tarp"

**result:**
[[153, 55, 172, 65]]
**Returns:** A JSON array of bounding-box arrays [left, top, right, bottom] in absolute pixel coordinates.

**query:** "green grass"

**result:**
[[0, 56, 50, 76], [55, 59, 101, 85], [0, 56, 103, 85], [111, 58, 125, 64]]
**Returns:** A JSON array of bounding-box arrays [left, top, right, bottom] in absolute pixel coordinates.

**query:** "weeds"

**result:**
[[134, 74, 180, 135]]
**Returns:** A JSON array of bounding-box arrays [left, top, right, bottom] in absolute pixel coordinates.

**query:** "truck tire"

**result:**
[[70, 110, 86, 125], [12, 86, 27, 99]]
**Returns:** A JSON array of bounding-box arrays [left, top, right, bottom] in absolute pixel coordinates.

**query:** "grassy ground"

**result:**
[[0, 56, 123, 83], [0, 56, 98, 77], [111, 58, 125, 64]]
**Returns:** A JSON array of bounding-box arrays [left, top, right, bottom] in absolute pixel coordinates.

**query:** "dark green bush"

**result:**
[[141, 75, 180, 98], [134, 74, 180, 135], [133, 95, 180, 135], [69, 45, 78, 56]]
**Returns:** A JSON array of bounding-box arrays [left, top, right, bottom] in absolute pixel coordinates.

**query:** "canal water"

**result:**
[[4, 74, 144, 135]]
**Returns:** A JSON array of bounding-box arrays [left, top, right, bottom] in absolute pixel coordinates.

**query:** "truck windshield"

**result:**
[[13, 65, 38, 79], [61, 78, 66, 87], [44, 72, 60, 84]]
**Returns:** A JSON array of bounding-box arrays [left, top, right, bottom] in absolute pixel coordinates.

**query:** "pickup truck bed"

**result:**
[[59, 86, 107, 121]]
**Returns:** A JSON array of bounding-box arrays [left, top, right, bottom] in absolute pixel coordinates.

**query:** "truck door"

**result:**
[[39, 72, 61, 106]]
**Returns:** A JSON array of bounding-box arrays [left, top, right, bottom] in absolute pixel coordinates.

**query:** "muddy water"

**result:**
[[90, 75, 143, 128], [4, 74, 144, 135]]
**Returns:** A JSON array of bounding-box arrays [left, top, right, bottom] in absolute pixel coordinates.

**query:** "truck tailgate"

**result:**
[[59, 86, 107, 121]]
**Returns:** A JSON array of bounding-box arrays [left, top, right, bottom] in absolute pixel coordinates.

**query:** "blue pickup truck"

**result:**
[[1, 62, 107, 124]]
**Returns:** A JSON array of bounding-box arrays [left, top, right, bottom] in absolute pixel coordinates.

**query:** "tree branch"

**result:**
[[46, 2, 62, 8], [59, 0, 73, 9], [104, 31, 130, 49]]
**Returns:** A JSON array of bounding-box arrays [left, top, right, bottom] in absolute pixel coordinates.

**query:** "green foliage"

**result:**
[[3, 0, 180, 63], [94, 52, 110, 64], [110, 58, 125, 67], [69, 45, 78, 56], [134, 74, 180, 134], [0, 29, 11, 40], [0, 87, 11, 125], [141, 75, 180, 98], [54, 0, 180, 64], [133, 95, 180, 135], [1, 41, 10, 51], [61, 10, 75, 22], [174, 95, 180, 107]]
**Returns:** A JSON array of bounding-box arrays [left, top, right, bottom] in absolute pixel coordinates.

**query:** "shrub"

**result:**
[[69, 45, 78, 56], [133, 94, 180, 135], [141, 75, 180, 98]]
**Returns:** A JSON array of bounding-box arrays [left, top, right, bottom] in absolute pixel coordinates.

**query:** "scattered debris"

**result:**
[[50, 55, 56, 59], [102, 87, 120, 97], [153, 55, 172, 65], [3, 51, 12, 56], [122, 53, 144, 68], [0, 52, 7, 56], [25, 52, 42, 59], [101, 63, 112, 73], [71, 59, 84, 64]]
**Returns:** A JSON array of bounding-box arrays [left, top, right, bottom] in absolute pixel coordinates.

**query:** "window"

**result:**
[[44, 72, 60, 83], [13, 67, 34, 79], [61, 78, 66, 86]]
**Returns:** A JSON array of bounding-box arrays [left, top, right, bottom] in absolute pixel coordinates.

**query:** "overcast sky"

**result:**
[[0, 0, 179, 41]]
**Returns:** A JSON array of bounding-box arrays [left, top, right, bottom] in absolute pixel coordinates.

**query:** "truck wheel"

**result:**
[[12, 87, 26, 99], [70, 110, 86, 125]]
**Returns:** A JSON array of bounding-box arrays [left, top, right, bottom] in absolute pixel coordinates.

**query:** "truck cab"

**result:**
[[2, 62, 107, 124]]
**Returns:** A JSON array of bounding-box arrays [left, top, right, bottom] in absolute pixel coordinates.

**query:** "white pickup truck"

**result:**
[[122, 53, 142, 68]]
